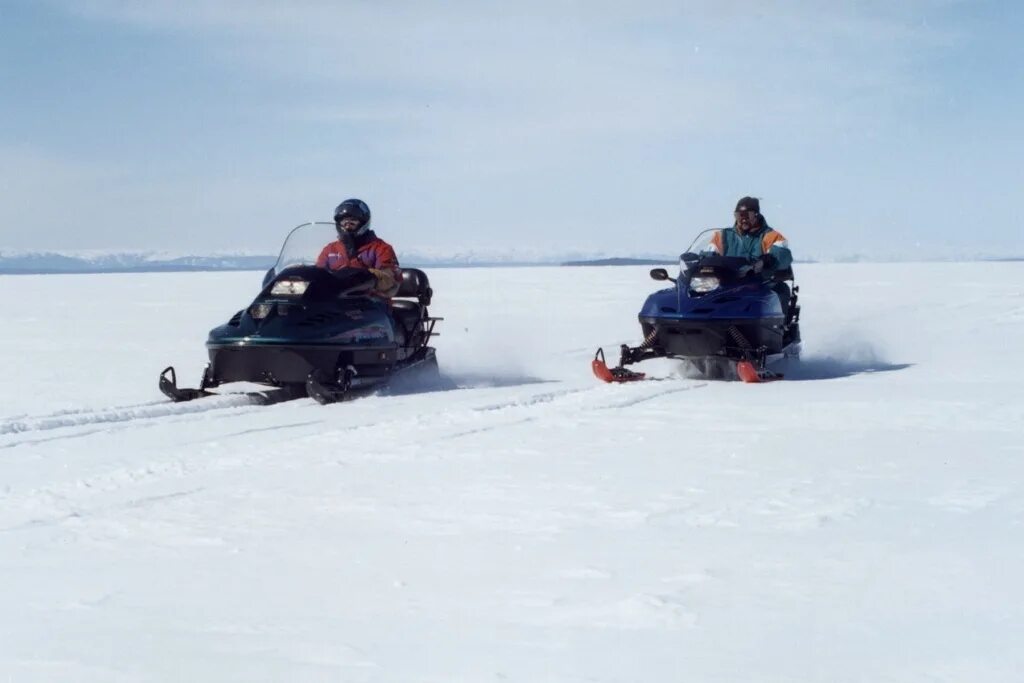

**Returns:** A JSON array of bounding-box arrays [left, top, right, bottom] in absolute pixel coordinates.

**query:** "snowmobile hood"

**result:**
[[207, 265, 398, 348], [632, 248, 795, 326]]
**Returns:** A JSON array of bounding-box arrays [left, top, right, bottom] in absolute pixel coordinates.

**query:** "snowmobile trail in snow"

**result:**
[[2, 377, 703, 449], [0, 393, 276, 436], [0, 378, 710, 531]]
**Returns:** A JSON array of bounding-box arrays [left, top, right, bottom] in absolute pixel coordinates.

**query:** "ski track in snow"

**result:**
[[0, 379, 708, 531], [0, 393, 265, 436], [0, 374, 703, 448]]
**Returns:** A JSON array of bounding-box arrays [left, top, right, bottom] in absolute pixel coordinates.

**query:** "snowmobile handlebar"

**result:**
[[678, 254, 785, 283]]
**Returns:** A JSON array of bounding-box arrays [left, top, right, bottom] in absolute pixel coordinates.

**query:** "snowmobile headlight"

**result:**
[[251, 303, 273, 319], [689, 276, 720, 293], [270, 279, 309, 296]]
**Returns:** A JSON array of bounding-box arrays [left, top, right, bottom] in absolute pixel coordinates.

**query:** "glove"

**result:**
[[369, 268, 399, 296], [751, 253, 773, 274]]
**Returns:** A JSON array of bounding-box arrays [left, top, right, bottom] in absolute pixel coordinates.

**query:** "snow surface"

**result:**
[[1, 263, 1023, 682]]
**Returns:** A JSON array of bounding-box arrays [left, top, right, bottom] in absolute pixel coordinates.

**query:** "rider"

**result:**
[[316, 198, 401, 297], [703, 196, 794, 313]]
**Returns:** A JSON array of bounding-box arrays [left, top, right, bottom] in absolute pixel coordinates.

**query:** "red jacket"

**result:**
[[316, 231, 399, 274], [316, 231, 401, 296]]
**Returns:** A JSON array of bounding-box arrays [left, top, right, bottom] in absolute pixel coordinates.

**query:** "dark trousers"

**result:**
[[772, 282, 791, 320]]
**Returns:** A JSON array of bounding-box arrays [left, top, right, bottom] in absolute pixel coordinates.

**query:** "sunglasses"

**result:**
[[734, 210, 758, 220]]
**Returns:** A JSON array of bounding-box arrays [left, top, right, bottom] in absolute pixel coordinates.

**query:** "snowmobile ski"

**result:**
[[159, 366, 303, 405], [159, 366, 216, 402], [736, 360, 784, 384], [592, 348, 647, 383], [305, 368, 354, 405]]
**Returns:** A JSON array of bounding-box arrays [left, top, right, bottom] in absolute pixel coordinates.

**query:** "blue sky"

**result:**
[[1, 0, 1021, 259]]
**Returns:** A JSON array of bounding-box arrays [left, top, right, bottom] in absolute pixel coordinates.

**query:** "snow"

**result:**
[[1, 263, 1023, 682]]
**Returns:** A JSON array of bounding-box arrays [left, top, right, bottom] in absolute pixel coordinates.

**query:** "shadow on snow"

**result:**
[[383, 371, 554, 397], [783, 356, 913, 381]]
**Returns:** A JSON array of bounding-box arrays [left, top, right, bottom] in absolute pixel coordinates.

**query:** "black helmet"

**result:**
[[333, 198, 371, 236], [734, 196, 760, 214]]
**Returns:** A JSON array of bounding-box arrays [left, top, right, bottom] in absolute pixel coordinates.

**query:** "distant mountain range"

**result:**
[[0, 252, 278, 274], [0, 249, 677, 274], [1, 249, 1020, 274]]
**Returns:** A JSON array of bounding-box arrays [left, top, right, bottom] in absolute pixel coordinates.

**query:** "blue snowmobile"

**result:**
[[160, 222, 441, 404], [593, 229, 801, 383]]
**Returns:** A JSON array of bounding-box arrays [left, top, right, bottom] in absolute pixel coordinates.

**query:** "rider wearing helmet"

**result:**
[[316, 198, 401, 297], [703, 197, 792, 272], [703, 196, 794, 312]]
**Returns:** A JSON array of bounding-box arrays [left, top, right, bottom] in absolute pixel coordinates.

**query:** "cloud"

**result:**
[[60, 1, 959, 132], [11, 0, 999, 257]]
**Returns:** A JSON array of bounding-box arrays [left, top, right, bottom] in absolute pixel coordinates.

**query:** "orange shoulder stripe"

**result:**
[[710, 231, 724, 253], [761, 229, 787, 252]]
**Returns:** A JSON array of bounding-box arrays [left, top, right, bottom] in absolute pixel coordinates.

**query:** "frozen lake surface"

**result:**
[[2, 263, 1023, 682]]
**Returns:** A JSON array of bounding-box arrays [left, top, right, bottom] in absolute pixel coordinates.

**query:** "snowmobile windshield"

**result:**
[[683, 228, 721, 256], [271, 222, 340, 276]]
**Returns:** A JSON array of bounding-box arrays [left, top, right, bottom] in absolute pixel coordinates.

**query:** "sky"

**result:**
[[0, 0, 1021, 260]]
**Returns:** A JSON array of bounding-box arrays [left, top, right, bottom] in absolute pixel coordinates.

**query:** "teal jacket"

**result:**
[[702, 224, 793, 271]]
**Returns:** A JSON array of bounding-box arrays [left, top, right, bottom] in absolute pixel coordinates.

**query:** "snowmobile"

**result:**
[[160, 222, 441, 404], [592, 229, 801, 384]]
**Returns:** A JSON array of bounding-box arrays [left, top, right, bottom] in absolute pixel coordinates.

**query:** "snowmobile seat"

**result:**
[[392, 268, 431, 341], [396, 268, 433, 306], [391, 299, 423, 331]]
